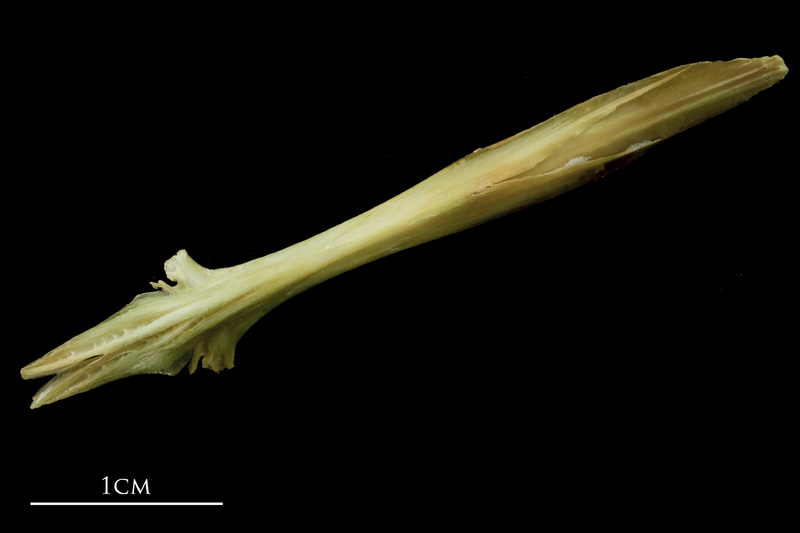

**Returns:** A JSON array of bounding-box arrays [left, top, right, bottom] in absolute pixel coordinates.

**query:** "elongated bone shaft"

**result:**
[[21, 56, 788, 408]]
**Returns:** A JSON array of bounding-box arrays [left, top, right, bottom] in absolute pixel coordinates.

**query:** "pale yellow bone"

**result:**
[[21, 56, 788, 408]]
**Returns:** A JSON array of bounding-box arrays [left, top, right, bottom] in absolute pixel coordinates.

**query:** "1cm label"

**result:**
[[102, 476, 150, 495]]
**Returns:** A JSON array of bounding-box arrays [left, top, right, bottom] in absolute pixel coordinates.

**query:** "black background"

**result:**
[[5, 4, 794, 526]]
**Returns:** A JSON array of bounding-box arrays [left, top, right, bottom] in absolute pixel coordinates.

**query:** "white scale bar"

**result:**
[[31, 502, 223, 506]]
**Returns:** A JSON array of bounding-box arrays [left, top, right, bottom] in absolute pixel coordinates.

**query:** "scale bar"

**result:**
[[31, 502, 223, 506]]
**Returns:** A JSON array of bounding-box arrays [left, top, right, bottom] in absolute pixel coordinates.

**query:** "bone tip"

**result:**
[[759, 55, 788, 79]]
